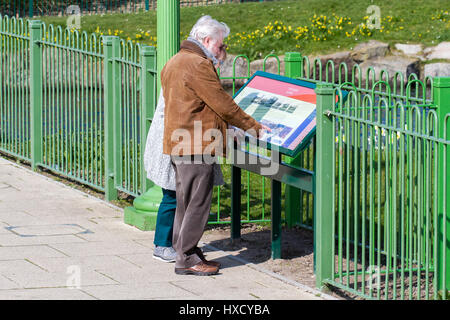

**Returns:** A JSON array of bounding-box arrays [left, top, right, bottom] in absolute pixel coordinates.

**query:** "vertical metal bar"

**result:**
[[76, 34, 81, 181], [132, 50, 138, 193], [284, 52, 303, 227], [112, 40, 122, 192], [156, 0, 180, 95], [93, 39, 99, 186], [70, 32, 76, 177], [0, 16, 3, 153], [246, 170, 250, 221], [19, 22, 24, 158], [345, 95, 350, 288], [64, 30, 70, 176], [13, 20, 18, 155], [433, 117, 439, 300], [433, 77, 450, 299], [384, 97, 391, 300], [124, 46, 130, 191], [6, 20, 11, 154], [392, 104, 398, 300], [51, 28, 56, 171], [29, 20, 42, 170], [88, 37, 94, 185], [361, 96, 368, 296], [331, 103, 337, 286], [80, 36, 86, 182], [139, 45, 156, 194], [425, 116, 432, 300], [231, 159, 241, 240], [376, 104, 382, 301], [401, 104, 407, 300], [315, 82, 335, 289], [353, 93, 359, 292], [416, 110, 422, 300], [271, 167, 282, 259], [57, 30, 62, 172], [338, 111, 344, 284], [103, 36, 119, 200], [408, 107, 414, 300]]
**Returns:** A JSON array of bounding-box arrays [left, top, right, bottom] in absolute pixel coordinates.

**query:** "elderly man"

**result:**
[[162, 15, 268, 276], [143, 48, 227, 264]]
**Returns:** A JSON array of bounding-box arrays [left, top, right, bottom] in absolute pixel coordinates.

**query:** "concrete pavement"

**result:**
[[0, 156, 327, 300]]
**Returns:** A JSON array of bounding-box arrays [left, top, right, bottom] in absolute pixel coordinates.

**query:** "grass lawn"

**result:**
[[39, 0, 450, 59]]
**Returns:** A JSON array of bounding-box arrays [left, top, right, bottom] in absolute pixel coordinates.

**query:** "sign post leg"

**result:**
[[231, 165, 241, 241], [271, 152, 282, 259], [271, 178, 282, 259]]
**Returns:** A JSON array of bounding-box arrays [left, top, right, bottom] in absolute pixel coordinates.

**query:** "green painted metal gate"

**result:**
[[304, 55, 450, 299]]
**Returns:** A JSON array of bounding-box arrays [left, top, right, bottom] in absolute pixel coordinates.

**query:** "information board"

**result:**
[[233, 71, 345, 157]]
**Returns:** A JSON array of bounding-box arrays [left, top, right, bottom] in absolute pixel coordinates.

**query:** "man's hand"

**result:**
[[215, 44, 227, 68], [258, 124, 271, 138]]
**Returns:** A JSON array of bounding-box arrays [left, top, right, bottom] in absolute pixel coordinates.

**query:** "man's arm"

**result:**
[[187, 59, 265, 136]]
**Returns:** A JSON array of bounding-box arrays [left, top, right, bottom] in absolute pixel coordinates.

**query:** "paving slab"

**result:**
[[0, 156, 328, 300], [0, 288, 96, 300]]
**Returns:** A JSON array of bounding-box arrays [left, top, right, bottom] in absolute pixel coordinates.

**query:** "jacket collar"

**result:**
[[180, 40, 208, 59]]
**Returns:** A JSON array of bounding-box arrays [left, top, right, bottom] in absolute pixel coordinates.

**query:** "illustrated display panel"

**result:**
[[233, 71, 319, 157]]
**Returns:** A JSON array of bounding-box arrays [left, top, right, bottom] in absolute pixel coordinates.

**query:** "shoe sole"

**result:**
[[174, 268, 219, 276], [153, 254, 175, 263]]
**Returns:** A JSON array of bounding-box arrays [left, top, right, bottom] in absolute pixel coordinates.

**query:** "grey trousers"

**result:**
[[171, 156, 214, 269]]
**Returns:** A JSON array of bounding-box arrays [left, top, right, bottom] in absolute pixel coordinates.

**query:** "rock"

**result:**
[[426, 42, 450, 60], [219, 54, 285, 89], [423, 46, 435, 55], [424, 63, 450, 78], [306, 51, 355, 82], [358, 55, 420, 85], [394, 43, 423, 56], [250, 55, 285, 77], [350, 40, 389, 63], [218, 54, 251, 88]]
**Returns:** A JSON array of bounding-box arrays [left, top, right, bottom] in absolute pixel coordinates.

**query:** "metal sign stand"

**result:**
[[230, 141, 314, 259]]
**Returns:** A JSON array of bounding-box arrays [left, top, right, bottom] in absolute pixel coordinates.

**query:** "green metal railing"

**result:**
[[39, 22, 105, 190], [0, 16, 31, 162], [306, 56, 449, 299], [0, 15, 156, 199]]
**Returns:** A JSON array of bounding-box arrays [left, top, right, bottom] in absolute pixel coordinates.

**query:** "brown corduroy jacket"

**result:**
[[161, 40, 262, 156]]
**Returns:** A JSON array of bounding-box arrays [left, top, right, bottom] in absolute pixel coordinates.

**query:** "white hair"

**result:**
[[189, 15, 230, 42]]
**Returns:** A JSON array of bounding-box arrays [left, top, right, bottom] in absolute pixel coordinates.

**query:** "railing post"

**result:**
[[284, 52, 303, 79], [111, 37, 122, 199], [433, 77, 450, 298], [29, 20, 42, 171], [103, 36, 119, 201], [123, 45, 160, 231], [314, 82, 335, 290], [122, 0, 180, 230], [139, 46, 157, 194], [284, 52, 303, 228], [156, 0, 180, 95]]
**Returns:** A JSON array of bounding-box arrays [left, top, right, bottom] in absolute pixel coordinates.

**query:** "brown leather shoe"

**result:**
[[175, 261, 219, 276], [194, 247, 221, 268], [203, 259, 221, 268]]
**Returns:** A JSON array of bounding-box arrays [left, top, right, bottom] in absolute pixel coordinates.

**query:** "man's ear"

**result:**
[[202, 36, 211, 47]]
